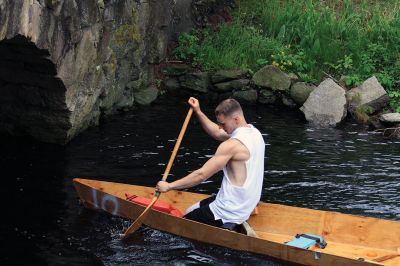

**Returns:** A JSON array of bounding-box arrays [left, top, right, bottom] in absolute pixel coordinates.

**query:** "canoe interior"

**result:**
[[73, 178, 400, 266]]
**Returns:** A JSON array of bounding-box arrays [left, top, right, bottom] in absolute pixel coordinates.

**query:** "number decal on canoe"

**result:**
[[91, 188, 119, 215]]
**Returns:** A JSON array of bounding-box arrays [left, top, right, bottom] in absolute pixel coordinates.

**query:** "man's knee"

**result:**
[[183, 207, 203, 223], [185, 202, 200, 215]]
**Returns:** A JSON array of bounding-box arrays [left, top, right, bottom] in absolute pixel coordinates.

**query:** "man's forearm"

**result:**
[[169, 169, 206, 190], [195, 110, 221, 140]]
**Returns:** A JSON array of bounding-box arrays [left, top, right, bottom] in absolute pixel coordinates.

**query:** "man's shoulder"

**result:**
[[219, 138, 248, 153], [221, 138, 242, 146]]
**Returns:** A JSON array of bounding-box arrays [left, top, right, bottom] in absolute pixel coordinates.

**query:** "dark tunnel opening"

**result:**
[[0, 35, 71, 143]]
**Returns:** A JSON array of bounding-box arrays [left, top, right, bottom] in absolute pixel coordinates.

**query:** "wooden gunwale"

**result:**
[[73, 178, 400, 266]]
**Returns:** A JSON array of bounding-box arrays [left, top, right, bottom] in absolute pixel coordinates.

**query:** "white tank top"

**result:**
[[209, 125, 265, 224]]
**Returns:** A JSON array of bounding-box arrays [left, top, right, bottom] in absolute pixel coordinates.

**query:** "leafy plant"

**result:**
[[388, 90, 400, 112], [174, 31, 202, 61], [269, 48, 315, 82], [154, 79, 162, 88]]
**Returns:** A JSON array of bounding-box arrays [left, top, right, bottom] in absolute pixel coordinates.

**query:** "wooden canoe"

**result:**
[[73, 178, 400, 266]]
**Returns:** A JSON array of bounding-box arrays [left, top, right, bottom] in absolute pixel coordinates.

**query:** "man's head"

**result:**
[[215, 99, 246, 134]]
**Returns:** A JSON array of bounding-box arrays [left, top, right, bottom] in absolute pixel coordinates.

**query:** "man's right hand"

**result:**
[[188, 97, 200, 114], [156, 181, 171, 193]]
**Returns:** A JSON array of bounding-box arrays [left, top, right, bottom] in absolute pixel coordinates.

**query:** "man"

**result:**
[[156, 97, 265, 231]]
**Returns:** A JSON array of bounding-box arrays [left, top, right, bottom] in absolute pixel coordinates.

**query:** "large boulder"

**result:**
[[211, 69, 248, 84], [232, 89, 258, 104], [252, 65, 291, 92], [133, 85, 159, 105], [380, 113, 400, 126], [162, 64, 190, 77], [213, 79, 249, 92], [300, 79, 347, 127], [179, 72, 210, 93], [347, 76, 389, 113], [290, 82, 316, 105], [163, 78, 180, 92]]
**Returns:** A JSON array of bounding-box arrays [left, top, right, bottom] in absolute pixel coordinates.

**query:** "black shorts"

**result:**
[[183, 196, 223, 227]]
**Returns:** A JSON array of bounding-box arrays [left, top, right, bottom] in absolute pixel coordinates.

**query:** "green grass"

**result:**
[[174, 26, 284, 72], [174, 0, 400, 111]]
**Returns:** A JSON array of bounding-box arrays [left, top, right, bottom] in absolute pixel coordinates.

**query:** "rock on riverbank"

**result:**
[[163, 64, 396, 133]]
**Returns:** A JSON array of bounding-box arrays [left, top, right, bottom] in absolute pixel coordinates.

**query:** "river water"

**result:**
[[2, 95, 400, 265]]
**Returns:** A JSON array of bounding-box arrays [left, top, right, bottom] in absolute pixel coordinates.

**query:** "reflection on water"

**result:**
[[2, 95, 399, 265]]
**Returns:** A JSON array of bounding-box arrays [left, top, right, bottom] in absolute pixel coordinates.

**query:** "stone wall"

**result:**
[[0, 0, 212, 143]]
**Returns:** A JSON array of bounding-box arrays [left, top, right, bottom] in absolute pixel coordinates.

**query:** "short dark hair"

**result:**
[[215, 98, 243, 117]]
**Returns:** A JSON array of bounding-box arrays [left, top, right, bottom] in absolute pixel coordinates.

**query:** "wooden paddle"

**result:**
[[121, 107, 193, 239]]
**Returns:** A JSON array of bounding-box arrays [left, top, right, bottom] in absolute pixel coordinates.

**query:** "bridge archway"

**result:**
[[0, 35, 71, 143]]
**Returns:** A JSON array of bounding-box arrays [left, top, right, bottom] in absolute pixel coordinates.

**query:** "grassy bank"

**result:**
[[174, 0, 400, 111]]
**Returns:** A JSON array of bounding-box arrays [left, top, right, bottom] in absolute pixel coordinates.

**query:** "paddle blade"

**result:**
[[121, 196, 158, 239]]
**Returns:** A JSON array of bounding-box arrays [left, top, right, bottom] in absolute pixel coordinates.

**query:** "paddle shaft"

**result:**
[[160, 108, 193, 182], [122, 108, 193, 238]]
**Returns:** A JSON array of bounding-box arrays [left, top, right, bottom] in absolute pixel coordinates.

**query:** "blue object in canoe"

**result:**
[[285, 234, 327, 249]]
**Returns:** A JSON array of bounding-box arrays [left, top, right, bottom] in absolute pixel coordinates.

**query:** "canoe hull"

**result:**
[[73, 178, 395, 266]]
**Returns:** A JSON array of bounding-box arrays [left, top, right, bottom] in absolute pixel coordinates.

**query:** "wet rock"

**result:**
[[179, 72, 210, 93], [347, 76, 389, 114], [300, 78, 347, 127], [211, 69, 248, 84], [252, 65, 291, 92], [288, 73, 299, 83], [232, 89, 258, 104], [380, 113, 400, 125], [368, 115, 385, 129], [115, 88, 134, 110], [213, 79, 249, 92], [164, 78, 180, 92], [290, 82, 316, 106], [133, 85, 159, 105], [162, 65, 190, 77], [281, 94, 297, 108], [258, 89, 277, 104]]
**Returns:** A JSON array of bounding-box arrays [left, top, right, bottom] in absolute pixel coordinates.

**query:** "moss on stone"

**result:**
[[112, 24, 140, 47], [354, 105, 374, 124], [112, 8, 141, 47], [97, 0, 105, 10], [351, 93, 362, 105]]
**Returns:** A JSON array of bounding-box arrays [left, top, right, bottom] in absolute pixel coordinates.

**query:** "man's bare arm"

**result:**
[[188, 97, 229, 141], [156, 141, 234, 192], [195, 110, 229, 141]]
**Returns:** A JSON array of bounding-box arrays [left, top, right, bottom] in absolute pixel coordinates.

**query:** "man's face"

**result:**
[[216, 114, 237, 134]]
